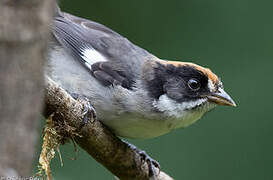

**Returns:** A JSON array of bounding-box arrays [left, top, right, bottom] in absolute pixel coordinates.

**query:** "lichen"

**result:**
[[36, 114, 82, 180]]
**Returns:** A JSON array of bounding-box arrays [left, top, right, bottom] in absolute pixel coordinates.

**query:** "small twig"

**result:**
[[56, 146, 63, 167]]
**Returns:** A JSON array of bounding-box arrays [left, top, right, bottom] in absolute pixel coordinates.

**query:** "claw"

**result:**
[[138, 150, 160, 177], [81, 101, 97, 125], [122, 140, 161, 177], [70, 93, 97, 126]]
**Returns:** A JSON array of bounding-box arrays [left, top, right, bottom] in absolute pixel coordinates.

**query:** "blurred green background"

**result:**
[[36, 0, 273, 179]]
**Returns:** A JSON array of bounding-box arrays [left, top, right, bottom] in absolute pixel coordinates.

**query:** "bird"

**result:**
[[47, 6, 236, 139], [46, 5, 236, 174]]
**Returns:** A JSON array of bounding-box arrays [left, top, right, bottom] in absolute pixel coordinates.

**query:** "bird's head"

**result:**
[[143, 59, 236, 123]]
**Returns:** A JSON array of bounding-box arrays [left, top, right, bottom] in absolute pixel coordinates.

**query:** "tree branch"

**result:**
[[44, 77, 173, 180]]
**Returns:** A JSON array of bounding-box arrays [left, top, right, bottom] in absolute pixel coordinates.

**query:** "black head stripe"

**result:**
[[145, 62, 210, 101]]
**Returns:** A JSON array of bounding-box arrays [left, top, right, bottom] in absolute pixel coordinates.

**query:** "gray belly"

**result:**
[[100, 112, 175, 139], [98, 108, 206, 139]]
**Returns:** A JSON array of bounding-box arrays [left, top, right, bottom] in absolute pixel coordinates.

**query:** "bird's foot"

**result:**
[[138, 149, 161, 177], [123, 140, 160, 177], [71, 93, 97, 126]]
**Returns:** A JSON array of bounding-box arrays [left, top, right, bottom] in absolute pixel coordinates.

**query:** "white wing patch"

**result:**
[[81, 47, 107, 70]]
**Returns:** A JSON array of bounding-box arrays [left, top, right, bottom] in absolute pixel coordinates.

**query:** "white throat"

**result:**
[[152, 94, 216, 129], [153, 95, 207, 117]]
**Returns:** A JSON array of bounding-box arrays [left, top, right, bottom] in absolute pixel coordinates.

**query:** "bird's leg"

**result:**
[[70, 93, 97, 126], [122, 140, 160, 177]]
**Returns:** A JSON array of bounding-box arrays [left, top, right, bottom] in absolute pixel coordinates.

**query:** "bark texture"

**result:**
[[44, 77, 173, 180], [0, 0, 54, 177]]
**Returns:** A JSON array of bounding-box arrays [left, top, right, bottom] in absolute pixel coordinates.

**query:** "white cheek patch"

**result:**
[[81, 48, 107, 70], [152, 95, 216, 130], [153, 95, 208, 118]]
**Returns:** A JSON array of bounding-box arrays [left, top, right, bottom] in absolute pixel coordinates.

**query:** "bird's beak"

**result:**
[[206, 88, 236, 107]]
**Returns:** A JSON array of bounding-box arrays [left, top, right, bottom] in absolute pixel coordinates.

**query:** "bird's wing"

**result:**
[[52, 11, 152, 89]]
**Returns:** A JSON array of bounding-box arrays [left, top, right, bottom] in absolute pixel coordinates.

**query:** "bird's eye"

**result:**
[[188, 79, 201, 91]]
